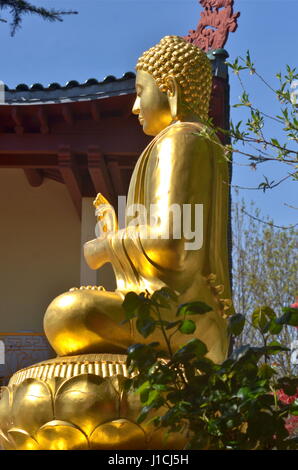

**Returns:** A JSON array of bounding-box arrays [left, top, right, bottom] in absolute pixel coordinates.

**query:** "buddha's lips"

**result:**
[[138, 117, 144, 124]]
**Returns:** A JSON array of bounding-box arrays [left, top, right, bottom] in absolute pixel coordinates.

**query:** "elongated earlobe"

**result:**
[[166, 76, 180, 121]]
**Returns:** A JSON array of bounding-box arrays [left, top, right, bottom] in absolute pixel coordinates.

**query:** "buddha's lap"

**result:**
[[44, 289, 131, 355], [43, 288, 228, 361]]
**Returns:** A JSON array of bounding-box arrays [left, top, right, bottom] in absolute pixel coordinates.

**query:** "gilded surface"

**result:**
[[0, 36, 233, 450], [0, 355, 185, 450], [44, 36, 232, 363]]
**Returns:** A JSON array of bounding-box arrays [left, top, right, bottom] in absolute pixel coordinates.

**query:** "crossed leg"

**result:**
[[44, 288, 131, 357]]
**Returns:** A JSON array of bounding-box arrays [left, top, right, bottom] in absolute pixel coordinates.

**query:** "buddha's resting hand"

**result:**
[[84, 236, 110, 270]]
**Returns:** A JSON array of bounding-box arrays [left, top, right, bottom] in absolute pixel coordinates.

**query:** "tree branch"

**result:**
[[229, 173, 294, 192], [0, 0, 77, 35], [241, 208, 298, 230]]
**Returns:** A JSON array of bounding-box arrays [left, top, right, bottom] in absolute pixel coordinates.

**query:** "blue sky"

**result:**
[[0, 0, 297, 227]]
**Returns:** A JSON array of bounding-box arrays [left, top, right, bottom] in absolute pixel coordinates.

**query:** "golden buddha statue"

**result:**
[[0, 36, 233, 451], [44, 35, 232, 362]]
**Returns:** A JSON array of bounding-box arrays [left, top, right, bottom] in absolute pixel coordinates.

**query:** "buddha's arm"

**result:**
[[84, 237, 109, 270], [128, 129, 213, 274]]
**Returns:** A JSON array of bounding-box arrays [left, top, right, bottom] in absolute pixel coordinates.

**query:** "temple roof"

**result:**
[[3, 72, 136, 105], [0, 52, 230, 218], [2, 49, 228, 106]]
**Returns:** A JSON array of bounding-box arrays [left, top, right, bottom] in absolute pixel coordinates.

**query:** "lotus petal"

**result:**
[[0, 428, 15, 450], [109, 375, 127, 396], [90, 419, 147, 450], [11, 379, 53, 437], [120, 384, 142, 422], [7, 427, 40, 450], [45, 377, 66, 396], [55, 374, 120, 436], [120, 389, 166, 437], [0, 387, 12, 434], [36, 420, 89, 450]]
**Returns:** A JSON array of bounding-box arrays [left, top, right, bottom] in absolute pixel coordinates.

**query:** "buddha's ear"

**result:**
[[165, 75, 181, 120]]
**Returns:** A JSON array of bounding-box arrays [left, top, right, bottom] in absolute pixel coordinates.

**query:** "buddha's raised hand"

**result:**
[[93, 193, 118, 238]]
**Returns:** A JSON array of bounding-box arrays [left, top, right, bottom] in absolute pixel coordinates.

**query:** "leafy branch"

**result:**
[[122, 288, 298, 449], [197, 54, 298, 206], [241, 208, 298, 230]]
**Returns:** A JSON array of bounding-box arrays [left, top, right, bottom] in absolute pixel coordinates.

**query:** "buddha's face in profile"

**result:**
[[132, 70, 173, 136], [133, 36, 212, 136]]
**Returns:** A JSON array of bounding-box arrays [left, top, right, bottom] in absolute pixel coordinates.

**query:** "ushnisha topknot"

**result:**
[[136, 35, 212, 121]]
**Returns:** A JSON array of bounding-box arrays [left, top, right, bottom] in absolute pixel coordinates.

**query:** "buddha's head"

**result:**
[[132, 35, 212, 136]]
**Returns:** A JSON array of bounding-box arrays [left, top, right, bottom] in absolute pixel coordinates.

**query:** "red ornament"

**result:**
[[184, 0, 240, 51]]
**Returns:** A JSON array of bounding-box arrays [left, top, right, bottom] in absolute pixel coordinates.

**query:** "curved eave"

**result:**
[[1, 50, 229, 106], [2, 77, 136, 106]]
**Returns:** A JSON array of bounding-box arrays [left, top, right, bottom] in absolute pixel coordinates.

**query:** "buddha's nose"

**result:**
[[132, 96, 140, 115]]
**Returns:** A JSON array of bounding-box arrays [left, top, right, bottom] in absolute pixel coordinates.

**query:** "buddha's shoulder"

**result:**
[[153, 121, 217, 150]]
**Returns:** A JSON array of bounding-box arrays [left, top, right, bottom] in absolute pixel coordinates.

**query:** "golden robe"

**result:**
[[44, 120, 232, 362], [104, 120, 232, 361]]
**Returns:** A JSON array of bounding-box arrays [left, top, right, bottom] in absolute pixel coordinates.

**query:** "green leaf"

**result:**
[[151, 287, 178, 309], [136, 406, 152, 424], [158, 287, 179, 302], [173, 338, 208, 361], [265, 341, 290, 355], [136, 316, 156, 338], [208, 419, 222, 437], [151, 292, 170, 309], [176, 301, 212, 317], [137, 380, 150, 395], [122, 292, 144, 319], [271, 138, 280, 147], [193, 357, 216, 374], [230, 345, 265, 365], [152, 384, 168, 391], [247, 411, 276, 438], [228, 314, 245, 336], [252, 306, 276, 332], [237, 387, 251, 400], [258, 364, 276, 379], [269, 318, 283, 335], [148, 341, 160, 348], [277, 307, 298, 326], [144, 416, 161, 427], [140, 388, 150, 403], [123, 378, 133, 393], [127, 343, 157, 366], [179, 319, 196, 335], [165, 320, 182, 330], [290, 405, 298, 416], [127, 343, 147, 359], [146, 389, 160, 406]]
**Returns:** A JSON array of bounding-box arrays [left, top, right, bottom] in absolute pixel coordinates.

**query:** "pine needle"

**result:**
[[0, 0, 77, 35]]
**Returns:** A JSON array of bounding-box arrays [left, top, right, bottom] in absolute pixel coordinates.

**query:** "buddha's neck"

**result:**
[[172, 110, 203, 125]]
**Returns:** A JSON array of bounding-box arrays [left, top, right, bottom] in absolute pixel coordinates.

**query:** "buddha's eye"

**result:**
[[136, 85, 143, 97]]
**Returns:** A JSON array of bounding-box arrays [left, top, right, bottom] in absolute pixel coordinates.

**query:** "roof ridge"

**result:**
[[3, 71, 136, 92]]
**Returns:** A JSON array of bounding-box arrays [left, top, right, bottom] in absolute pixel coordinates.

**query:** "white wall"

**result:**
[[0, 169, 81, 332], [80, 197, 116, 290]]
